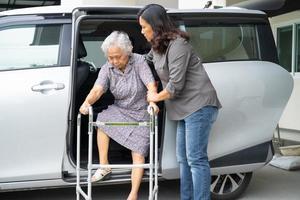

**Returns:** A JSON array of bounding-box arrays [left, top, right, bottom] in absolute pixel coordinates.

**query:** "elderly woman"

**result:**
[[79, 31, 158, 200]]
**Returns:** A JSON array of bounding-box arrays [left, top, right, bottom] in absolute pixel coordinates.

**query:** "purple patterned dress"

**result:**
[[94, 53, 155, 156]]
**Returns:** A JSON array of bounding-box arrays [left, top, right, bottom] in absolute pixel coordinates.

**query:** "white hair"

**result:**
[[101, 31, 133, 56]]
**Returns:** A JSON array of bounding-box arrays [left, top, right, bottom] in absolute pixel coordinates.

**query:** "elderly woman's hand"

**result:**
[[79, 102, 91, 115], [148, 102, 159, 114]]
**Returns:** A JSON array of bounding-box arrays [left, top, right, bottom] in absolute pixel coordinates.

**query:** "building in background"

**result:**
[[61, 0, 178, 8], [178, 0, 225, 9], [0, 0, 60, 11], [0, 0, 226, 10], [0, 0, 178, 10], [269, 4, 300, 142], [61, 0, 225, 9]]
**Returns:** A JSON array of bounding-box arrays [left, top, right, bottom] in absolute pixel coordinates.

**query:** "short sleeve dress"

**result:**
[[94, 53, 155, 156]]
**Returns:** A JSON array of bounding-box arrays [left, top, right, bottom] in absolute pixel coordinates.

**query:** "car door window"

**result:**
[[0, 24, 61, 71], [181, 24, 259, 63], [82, 40, 106, 68]]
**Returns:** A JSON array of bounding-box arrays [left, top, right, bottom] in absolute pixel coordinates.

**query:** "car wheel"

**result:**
[[211, 172, 252, 200]]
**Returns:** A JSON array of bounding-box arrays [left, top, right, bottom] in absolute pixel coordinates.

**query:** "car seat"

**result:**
[[76, 36, 91, 91]]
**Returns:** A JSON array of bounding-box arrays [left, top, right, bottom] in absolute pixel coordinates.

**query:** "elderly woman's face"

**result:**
[[139, 16, 154, 42], [107, 46, 129, 71]]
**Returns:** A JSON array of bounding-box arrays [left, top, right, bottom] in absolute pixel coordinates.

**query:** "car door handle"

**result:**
[[31, 81, 65, 92]]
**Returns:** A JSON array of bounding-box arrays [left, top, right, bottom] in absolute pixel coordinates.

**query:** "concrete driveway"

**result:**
[[0, 165, 299, 199], [240, 164, 300, 200]]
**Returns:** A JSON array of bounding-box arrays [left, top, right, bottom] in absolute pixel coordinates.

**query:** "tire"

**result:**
[[211, 172, 252, 200]]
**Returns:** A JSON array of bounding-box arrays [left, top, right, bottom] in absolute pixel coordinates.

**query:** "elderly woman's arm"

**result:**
[[79, 85, 104, 115], [147, 82, 160, 114]]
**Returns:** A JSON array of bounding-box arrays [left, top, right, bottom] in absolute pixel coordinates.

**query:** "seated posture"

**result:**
[[79, 31, 158, 200]]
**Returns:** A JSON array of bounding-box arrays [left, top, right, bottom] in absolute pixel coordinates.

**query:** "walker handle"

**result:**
[[147, 105, 155, 116]]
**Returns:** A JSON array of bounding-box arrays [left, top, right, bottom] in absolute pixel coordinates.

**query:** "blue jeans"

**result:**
[[176, 106, 218, 200]]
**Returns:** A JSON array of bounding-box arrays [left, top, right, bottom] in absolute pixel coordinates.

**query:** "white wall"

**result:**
[[269, 10, 300, 26], [61, 0, 81, 6], [226, 0, 244, 6], [178, 0, 225, 9], [83, 0, 135, 5], [61, 0, 178, 7], [136, 0, 178, 8], [62, 0, 228, 8], [61, 0, 136, 6]]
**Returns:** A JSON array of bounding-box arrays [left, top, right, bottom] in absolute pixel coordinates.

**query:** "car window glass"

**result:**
[[182, 24, 259, 63], [277, 25, 293, 72], [83, 40, 106, 67], [0, 24, 61, 71]]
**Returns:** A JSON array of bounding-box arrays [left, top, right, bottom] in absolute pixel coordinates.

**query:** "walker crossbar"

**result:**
[[93, 121, 150, 126], [92, 163, 151, 169], [76, 106, 159, 200]]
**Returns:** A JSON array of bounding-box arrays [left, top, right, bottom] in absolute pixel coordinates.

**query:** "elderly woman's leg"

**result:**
[[91, 129, 111, 182], [127, 152, 145, 200], [97, 129, 110, 164]]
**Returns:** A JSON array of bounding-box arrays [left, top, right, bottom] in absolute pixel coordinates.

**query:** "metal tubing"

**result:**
[[92, 163, 150, 169], [152, 186, 159, 198], [148, 107, 154, 200], [76, 105, 158, 200], [154, 114, 158, 200], [87, 107, 94, 200], [95, 121, 149, 126], [76, 114, 82, 200], [77, 186, 89, 199]]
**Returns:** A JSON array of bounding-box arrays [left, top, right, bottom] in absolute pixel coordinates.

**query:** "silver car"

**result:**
[[0, 5, 293, 200]]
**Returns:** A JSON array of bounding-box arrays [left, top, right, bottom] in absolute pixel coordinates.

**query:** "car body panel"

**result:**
[[0, 67, 70, 183], [206, 61, 293, 159], [160, 61, 293, 178], [0, 5, 265, 17]]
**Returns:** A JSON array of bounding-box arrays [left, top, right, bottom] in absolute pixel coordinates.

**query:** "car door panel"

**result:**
[[0, 18, 71, 183], [0, 67, 70, 182]]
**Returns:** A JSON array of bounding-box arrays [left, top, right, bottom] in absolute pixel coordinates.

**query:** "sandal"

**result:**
[[91, 168, 112, 182]]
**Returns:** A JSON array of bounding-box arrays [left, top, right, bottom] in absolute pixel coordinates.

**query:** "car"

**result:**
[[0, 5, 293, 200]]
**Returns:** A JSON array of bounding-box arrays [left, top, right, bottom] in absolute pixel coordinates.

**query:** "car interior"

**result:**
[[70, 19, 165, 171]]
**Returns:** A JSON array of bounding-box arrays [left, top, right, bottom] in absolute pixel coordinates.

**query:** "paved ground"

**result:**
[[240, 164, 300, 200], [0, 164, 299, 200]]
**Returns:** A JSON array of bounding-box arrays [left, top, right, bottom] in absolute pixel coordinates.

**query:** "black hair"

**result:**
[[138, 4, 189, 54]]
